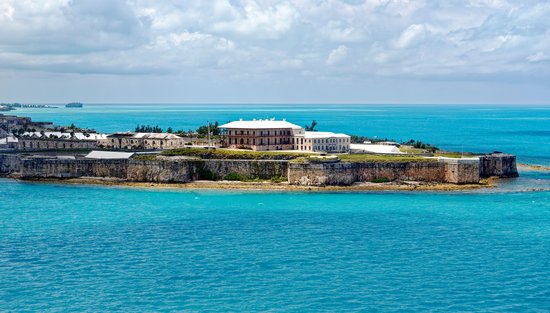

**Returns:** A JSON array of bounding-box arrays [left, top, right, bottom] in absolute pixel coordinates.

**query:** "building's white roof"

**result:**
[[107, 132, 182, 139], [85, 151, 135, 159], [133, 133, 182, 139], [22, 131, 107, 140], [303, 131, 350, 139], [350, 144, 403, 154], [220, 119, 302, 130], [0, 136, 18, 144]]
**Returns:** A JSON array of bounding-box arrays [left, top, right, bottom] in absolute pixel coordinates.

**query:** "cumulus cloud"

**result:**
[[326, 45, 348, 66], [0, 0, 549, 80], [395, 24, 429, 49], [211, 1, 298, 38]]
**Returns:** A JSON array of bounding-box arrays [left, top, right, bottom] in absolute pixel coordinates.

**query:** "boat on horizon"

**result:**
[[66, 102, 83, 108]]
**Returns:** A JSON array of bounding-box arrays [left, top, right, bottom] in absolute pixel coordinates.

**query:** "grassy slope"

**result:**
[[161, 148, 309, 160], [337, 154, 434, 163]]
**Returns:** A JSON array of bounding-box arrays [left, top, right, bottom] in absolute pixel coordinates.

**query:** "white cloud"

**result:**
[[324, 20, 364, 42], [526, 52, 549, 63], [0, 0, 549, 81], [326, 45, 348, 66], [211, 1, 298, 38], [0, 2, 15, 20], [395, 24, 428, 49]]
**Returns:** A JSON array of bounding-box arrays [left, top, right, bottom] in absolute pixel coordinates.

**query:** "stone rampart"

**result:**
[[127, 159, 194, 182], [1, 153, 518, 185], [15, 157, 288, 183], [288, 161, 448, 186], [202, 159, 288, 179], [0, 154, 21, 175], [479, 154, 518, 178], [20, 158, 129, 179], [440, 158, 480, 184]]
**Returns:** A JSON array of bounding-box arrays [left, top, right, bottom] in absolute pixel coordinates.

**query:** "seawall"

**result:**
[[0, 154, 21, 175], [15, 157, 288, 183], [0, 153, 518, 186], [479, 154, 519, 178], [288, 161, 446, 186]]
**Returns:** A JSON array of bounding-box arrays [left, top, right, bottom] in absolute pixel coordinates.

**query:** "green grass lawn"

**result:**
[[336, 154, 434, 163], [161, 148, 310, 160]]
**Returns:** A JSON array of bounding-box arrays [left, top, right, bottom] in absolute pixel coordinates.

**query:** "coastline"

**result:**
[[11, 176, 497, 192]]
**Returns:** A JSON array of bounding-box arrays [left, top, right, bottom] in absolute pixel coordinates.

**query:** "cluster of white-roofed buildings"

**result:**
[[2, 114, 403, 154]]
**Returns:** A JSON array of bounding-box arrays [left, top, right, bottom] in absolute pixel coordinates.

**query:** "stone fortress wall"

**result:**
[[1, 153, 518, 186]]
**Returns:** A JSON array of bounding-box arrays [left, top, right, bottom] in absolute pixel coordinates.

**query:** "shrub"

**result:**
[[371, 177, 390, 183], [197, 165, 217, 180], [224, 172, 246, 181], [270, 176, 287, 183], [162, 148, 308, 160]]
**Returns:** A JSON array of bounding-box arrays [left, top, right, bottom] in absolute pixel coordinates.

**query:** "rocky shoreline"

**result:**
[[15, 176, 497, 192]]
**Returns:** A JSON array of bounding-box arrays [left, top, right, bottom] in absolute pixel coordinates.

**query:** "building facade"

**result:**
[[220, 119, 351, 153], [0, 114, 56, 133], [102, 132, 189, 150], [293, 132, 351, 153], [16, 132, 106, 151], [0, 114, 32, 131], [220, 119, 304, 151]]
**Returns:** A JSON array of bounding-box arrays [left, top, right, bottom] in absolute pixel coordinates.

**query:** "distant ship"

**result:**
[[66, 102, 83, 108]]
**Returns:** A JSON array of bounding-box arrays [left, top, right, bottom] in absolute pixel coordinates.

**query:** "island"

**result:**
[[66, 102, 83, 108], [0, 103, 57, 110], [0, 115, 519, 191]]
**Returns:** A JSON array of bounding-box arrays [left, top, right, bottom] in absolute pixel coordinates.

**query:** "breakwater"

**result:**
[[0, 154, 518, 186]]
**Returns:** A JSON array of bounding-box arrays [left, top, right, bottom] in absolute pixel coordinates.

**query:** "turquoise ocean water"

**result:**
[[2, 104, 550, 311]]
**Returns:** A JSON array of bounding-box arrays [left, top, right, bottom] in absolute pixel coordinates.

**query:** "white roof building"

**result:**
[[350, 143, 403, 154], [85, 151, 135, 159], [22, 131, 107, 141], [0, 136, 18, 146], [106, 132, 183, 140], [220, 119, 302, 130], [303, 131, 350, 139]]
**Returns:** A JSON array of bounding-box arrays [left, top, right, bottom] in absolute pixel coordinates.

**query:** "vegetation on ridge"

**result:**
[[337, 154, 433, 163], [162, 148, 310, 160]]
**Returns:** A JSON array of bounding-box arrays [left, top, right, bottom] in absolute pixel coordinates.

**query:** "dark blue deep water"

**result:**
[[2, 104, 550, 311]]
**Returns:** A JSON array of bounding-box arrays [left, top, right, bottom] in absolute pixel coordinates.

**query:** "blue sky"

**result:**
[[0, 0, 549, 104]]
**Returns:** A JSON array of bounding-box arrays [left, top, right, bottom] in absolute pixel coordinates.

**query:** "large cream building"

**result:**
[[220, 119, 351, 153], [220, 119, 303, 151], [293, 131, 351, 153]]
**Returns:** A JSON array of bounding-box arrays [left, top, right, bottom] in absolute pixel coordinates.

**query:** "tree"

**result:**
[[166, 127, 173, 133], [196, 121, 219, 137], [135, 124, 163, 133], [305, 120, 318, 131]]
